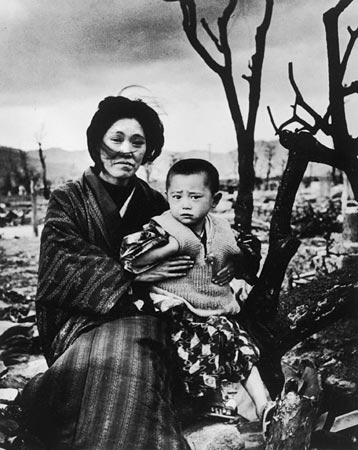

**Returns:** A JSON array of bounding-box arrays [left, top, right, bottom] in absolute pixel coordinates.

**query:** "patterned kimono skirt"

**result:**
[[22, 315, 189, 450], [169, 309, 260, 397]]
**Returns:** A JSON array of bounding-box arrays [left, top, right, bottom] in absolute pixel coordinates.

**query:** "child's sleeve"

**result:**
[[120, 220, 171, 274], [232, 227, 262, 285]]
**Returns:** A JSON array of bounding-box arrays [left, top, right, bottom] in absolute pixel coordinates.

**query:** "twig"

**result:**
[[246, 0, 274, 135], [323, 0, 353, 142], [180, 0, 223, 74], [267, 106, 279, 134], [217, 0, 238, 70], [288, 62, 330, 135], [200, 18, 223, 53], [341, 25, 358, 78], [343, 80, 358, 96]]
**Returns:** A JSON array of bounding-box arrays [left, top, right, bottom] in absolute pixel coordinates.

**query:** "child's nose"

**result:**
[[180, 198, 190, 208]]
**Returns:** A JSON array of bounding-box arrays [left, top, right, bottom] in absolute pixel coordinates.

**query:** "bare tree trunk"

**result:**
[[234, 135, 256, 233], [168, 0, 273, 232], [30, 180, 38, 237], [38, 142, 50, 200], [265, 362, 322, 450]]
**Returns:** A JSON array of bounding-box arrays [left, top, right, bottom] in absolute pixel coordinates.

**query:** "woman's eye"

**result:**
[[132, 141, 145, 147]]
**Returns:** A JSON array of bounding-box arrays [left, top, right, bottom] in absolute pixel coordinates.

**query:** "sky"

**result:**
[[1, 0, 358, 153]]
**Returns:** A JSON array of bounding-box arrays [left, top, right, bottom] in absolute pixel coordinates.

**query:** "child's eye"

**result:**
[[172, 194, 181, 200], [191, 195, 202, 200]]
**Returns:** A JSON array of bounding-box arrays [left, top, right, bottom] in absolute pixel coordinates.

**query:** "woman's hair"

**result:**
[[166, 158, 220, 194], [87, 96, 164, 168]]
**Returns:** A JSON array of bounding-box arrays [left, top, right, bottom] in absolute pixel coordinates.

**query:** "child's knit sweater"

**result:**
[[151, 211, 241, 313]]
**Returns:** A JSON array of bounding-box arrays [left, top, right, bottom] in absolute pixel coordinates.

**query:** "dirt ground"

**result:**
[[0, 225, 41, 299]]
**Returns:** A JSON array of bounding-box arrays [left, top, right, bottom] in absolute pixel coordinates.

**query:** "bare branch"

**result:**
[[279, 116, 318, 135], [325, 0, 355, 18], [200, 18, 223, 53], [323, 0, 352, 144], [279, 130, 346, 170], [217, 0, 237, 71], [288, 62, 331, 135], [179, 0, 223, 74], [246, 0, 274, 136], [242, 59, 253, 83], [219, 0, 238, 30], [341, 25, 358, 78], [267, 106, 279, 134], [323, 106, 331, 125], [343, 80, 358, 96]]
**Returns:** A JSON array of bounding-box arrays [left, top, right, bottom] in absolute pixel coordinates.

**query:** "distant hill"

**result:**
[[0, 146, 28, 193], [145, 140, 331, 186], [0, 142, 333, 194], [26, 147, 92, 186]]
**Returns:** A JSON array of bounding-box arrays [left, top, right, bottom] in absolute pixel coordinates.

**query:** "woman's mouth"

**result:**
[[113, 161, 134, 167]]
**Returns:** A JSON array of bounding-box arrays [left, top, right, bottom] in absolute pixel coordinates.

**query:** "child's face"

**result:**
[[166, 173, 221, 233]]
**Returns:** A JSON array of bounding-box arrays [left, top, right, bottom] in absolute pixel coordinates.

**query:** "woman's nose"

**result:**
[[119, 140, 133, 154]]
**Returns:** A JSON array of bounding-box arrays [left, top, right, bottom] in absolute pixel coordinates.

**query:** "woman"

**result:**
[[21, 96, 194, 450]]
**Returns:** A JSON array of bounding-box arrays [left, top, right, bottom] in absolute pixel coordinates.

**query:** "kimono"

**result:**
[[21, 168, 189, 450]]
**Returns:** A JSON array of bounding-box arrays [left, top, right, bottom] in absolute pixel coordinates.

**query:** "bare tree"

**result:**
[[163, 0, 274, 232], [165, 1, 357, 447], [239, 1, 358, 445], [37, 141, 50, 200], [35, 126, 50, 200], [19, 151, 31, 194]]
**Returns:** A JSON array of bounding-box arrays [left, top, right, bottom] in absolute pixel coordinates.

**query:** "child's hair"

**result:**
[[166, 158, 219, 194]]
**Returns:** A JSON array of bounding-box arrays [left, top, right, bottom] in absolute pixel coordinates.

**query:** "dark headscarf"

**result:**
[[86, 96, 164, 169]]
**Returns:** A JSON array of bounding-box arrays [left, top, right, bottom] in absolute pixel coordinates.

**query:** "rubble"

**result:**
[[0, 211, 357, 448]]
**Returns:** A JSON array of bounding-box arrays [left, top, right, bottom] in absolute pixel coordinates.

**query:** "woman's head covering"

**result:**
[[87, 96, 164, 169]]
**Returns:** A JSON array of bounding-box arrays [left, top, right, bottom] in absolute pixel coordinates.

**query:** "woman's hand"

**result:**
[[212, 260, 235, 286], [135, 256, 194, 283]]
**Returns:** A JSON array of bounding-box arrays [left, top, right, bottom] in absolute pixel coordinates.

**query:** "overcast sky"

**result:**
[[1, 0, 357, 152]]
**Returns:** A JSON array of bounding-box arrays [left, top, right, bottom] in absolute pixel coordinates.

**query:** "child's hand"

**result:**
[[212, 261, 235, 286]]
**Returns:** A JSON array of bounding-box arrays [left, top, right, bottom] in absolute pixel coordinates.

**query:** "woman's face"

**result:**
[[100, 118, 147, 185]]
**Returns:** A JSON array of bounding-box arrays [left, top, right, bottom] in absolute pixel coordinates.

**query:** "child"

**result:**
[[121, 159, 273, 424]]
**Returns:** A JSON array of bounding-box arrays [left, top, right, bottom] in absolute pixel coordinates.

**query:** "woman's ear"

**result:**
[[212, 192, 222, 208]]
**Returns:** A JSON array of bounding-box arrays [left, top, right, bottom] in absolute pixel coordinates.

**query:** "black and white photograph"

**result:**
[[0, 1, 357, 449]]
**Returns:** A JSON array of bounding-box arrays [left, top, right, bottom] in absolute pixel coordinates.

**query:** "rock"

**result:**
[[324, 375, 357, 395], [0, 417, 19, 436], [342, 207, 358, 242], [185, 422, 245, 450], [0, 355, 47, 389], [206, 427, 245, 450], [0, 361, 7, 378], [0, 322, 16, 336], [0, 389, 18, 403]]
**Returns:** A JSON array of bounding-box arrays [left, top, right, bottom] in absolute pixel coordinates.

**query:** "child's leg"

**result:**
[[242, 365, 271, 419], [170, 310, 221, 398]]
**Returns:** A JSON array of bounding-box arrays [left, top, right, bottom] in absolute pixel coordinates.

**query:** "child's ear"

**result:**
[[212, 192, 222, 208]]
